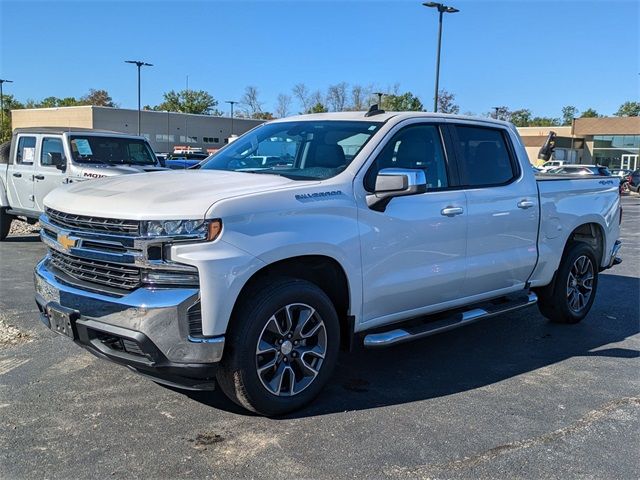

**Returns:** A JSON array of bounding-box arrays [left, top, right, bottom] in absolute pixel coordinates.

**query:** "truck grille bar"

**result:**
[[45, 207, 140, 236], [48, 250, 141, 291]]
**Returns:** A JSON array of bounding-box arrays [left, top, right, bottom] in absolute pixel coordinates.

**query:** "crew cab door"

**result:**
[[7, 134, 37, 211], [450, 123, 539, 297], [358, 122, 468, 327], [34, 137, 68, 211]]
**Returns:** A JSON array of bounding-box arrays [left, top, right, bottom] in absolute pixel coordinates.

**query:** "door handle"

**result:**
[[12, 172, 22, 178], [34, 174, 45, 180], [441, 206, 464, 217], [517, 200, 534, 209]]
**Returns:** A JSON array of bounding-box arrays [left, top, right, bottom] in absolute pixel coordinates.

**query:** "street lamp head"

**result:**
[[125, 60, 153, 67], [422, 2, 459, 13]]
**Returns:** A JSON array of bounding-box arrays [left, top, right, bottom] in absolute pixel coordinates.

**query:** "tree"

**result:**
[[436, 89, 459, 114], [561, 105, 579, 126], [580, 108, 600, 118], [154, 89, 220, 115], [81, 89, 114, 107], [292, 83, 311, 114], [253, 112, 275, 120], [510, 109, 532, 127], [326, 82, 348, 112], [529, 116, 559, 127], [309, 102, 328, 113], [241, 86, 264, 118], [382, 91, 423, 111], [0, 94, 24, 142], [350, 84, 371, 111], [614, 101, 640, 117], [489, 106, 511, 121], [275, 93, 292, 118]]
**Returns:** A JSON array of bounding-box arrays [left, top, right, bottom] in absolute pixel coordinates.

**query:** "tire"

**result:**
[[537, 242, 599, 324], [0, 208, 12, 241], [217, 277, 340, 416]]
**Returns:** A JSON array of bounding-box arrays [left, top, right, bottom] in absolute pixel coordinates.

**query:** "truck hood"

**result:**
[[74, 164, 166, 179], [44, 170, 299, 220]]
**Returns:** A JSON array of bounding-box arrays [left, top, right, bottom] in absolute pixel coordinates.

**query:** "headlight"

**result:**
[[142, 219, 222, 241]]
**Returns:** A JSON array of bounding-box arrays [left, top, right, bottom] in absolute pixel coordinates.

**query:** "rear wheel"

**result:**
[[217, 278, 340, 416], [537, 242, 599, 324], [0, 208, 12, 241]]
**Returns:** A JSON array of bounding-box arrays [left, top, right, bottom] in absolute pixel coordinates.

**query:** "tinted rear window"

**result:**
[[455, 126, 516, 187]]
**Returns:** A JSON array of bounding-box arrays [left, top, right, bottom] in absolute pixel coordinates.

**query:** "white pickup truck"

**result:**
[[33, 111, 622, 415], [0, 128, 164, 239]]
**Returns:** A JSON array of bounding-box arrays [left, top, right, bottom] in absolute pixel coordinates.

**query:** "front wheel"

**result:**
[[537, 242, 599, 324], [0, 208, 13, 241], [217, 278, 340, 416]]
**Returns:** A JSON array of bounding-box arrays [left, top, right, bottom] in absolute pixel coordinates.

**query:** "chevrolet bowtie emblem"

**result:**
[[57, 233, 77, 250]]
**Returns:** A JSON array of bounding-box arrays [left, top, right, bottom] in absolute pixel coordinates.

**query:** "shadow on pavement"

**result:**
[[4, 235, 41, 243], [177, 274, 639, 418]]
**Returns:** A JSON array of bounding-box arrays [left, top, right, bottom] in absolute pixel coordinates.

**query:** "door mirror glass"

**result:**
[[367, 168, 427, 211]]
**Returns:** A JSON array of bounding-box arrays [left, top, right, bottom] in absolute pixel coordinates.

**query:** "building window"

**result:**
[[214, 137, 219, 143], [592, 135, 640, 169]]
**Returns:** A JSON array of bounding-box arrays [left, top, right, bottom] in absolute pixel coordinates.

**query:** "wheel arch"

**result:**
[[230, 254, 353, 349]]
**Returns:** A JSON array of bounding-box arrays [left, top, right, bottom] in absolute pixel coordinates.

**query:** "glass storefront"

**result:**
[[593, 135, 640, 170]]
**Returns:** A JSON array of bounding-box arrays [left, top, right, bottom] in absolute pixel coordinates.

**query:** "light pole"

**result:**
[[493, 106, 501, 119], [225, 100, 238, 135], [0, 78, 14, 141], [423, 2, 459, 112], [125, 60, 153, 135], [373, 92, 385, 108]]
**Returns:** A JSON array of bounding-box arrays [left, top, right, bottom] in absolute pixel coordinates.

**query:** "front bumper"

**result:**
[[34, 259, 224, 390]]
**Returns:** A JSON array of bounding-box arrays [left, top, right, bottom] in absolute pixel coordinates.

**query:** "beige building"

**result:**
[[11, 106, 264, 153], [517, 116, 640, 170]]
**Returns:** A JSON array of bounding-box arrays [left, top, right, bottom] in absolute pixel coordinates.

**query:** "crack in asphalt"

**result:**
[[387, 396, 640, 477]]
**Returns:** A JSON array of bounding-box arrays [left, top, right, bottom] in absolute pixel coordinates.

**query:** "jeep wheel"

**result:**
[[537, 242, 599, 324], [217, 278, 340, 416], [0, 208, 12, 241]]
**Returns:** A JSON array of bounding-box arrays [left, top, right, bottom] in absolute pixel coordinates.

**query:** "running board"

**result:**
[[363, 292, 538, 348]]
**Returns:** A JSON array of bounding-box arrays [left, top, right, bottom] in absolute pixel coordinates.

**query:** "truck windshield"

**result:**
[[69, 136, 157, 166], [200, 120, 381, 180]]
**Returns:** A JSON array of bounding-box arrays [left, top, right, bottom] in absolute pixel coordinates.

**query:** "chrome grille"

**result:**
[[45, 207, 140, 236], [49, 250, 141, 290]]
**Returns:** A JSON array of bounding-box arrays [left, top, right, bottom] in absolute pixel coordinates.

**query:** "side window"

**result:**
[[365, 124, 449, 191], [16, 136, 37, 165], [454, 126, 517, 187], [41, 137, 66, 167]]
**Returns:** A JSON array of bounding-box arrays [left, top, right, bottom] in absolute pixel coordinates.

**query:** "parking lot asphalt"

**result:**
[[1, 196, 638, 480]]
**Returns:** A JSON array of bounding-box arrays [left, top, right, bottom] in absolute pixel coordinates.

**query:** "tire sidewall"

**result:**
[[221, 279, 340, 416]]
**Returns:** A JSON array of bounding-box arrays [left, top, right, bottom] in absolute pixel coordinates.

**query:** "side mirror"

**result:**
[[366, 168, 427, 212], [49, 152, 67, 172]]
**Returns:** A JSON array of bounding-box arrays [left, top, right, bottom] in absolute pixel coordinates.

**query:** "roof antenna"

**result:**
[[365, 104, 385, 117]]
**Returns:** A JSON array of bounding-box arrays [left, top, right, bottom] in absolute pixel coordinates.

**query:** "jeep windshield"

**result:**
[[69, 136, 157, 166], [200, 120, 381, 180]]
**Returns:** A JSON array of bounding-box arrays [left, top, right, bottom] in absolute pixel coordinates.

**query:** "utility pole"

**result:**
[[225, 100, 238, 135], [423, 3, 459, 112], [373, 92, 385, 108], [0, 78, 14, 141], [125, 60, 153, 135]]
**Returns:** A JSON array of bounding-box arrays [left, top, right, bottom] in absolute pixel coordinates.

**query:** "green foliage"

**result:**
[[309, 102, 328, 113], [529, 116, 559, 127], [81, 89, 114, 107], [614, 101, 640, 117], [154, 89, 220, 115], [580, 108, 600, 118], [382, 92, 423, 111], [0, 94, 24, 142], [510, 109, 532, 127], [561, 105, 578, 125]]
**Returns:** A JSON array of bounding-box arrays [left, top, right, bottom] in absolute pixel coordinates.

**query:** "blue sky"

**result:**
[[1, 0, 638, 118]]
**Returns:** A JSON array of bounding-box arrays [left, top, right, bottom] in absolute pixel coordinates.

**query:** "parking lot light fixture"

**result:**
[[125, 60, 153, 135], [225, 100, 238, 135], [422, 2, 459, 112], [0, 78, 14, 142]]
